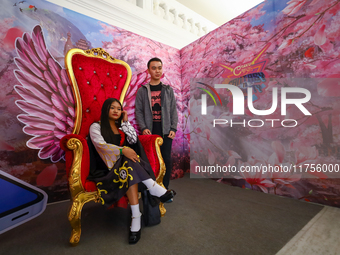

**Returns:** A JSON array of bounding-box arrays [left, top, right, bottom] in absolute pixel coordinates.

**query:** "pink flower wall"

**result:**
[[182, 0, 340, 207], [0, 0, 183, 202], [98, 24, 186, 180], [1, 0, 340, 208]]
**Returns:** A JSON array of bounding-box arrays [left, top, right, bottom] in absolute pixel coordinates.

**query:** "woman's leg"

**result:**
[[126, 184, 141, 233], [126, 183, 139, 205], [142, 178, 176, 202], [142, 178, 166, 197]]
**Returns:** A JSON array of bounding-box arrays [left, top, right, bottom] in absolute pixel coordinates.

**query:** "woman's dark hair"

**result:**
[[100, 98, 123, 143]]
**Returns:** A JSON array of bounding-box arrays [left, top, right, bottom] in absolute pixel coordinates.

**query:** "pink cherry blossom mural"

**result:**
[[1, 0, 340, 208], [183, 0, 340, 207], [98, 24, 185, 179], [0, 0, 183, 202]]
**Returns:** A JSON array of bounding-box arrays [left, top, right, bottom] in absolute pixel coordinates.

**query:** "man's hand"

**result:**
[[142, 129, 152, 135], [168, 131, 176, 139]]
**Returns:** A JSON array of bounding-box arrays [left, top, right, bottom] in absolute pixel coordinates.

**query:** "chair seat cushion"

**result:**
[[84, 180, 97, 192]]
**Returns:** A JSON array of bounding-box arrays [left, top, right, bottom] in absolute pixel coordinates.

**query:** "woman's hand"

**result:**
[[122, 110, 128, 122], [122, 147, 140, 162]]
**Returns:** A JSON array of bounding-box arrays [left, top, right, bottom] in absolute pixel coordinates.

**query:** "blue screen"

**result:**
[[0, 178, 38, 214]]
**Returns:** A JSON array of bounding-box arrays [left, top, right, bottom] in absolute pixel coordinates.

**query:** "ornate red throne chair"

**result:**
[[60, 48, 166, 245]]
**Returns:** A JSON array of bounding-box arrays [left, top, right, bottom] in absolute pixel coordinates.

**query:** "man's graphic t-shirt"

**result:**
[[150, 84, 162, 136]]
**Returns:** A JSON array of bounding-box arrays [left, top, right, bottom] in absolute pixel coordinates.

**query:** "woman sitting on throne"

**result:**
[[87, 98, 175, 244]]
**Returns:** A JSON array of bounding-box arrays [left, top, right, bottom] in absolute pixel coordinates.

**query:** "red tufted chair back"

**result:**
[[65, 48, 131, 139], [64, 48, 131, 186]]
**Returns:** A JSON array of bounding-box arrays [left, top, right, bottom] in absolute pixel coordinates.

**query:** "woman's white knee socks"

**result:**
[[130, 204, 141, 232]]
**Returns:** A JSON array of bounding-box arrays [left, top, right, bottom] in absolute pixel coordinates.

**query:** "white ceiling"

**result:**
[[176, 0, 264, 26]]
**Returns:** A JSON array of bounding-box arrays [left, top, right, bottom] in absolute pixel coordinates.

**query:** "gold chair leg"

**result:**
[[68, 192, 99, 245], [156, 179, 167, 217], [68, 200, 82, 245], [154, 137, 167, 217], [159, 202, 166, 217]]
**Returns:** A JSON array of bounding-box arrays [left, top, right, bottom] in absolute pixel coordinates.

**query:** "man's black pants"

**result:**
[[160, 135, 173, 189]]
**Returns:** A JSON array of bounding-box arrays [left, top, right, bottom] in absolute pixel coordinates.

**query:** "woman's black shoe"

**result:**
[[159, 189, 176, 203], [129, 213, 142, 244], [129, 229, 141, 244], [148, 189, 177, 207]]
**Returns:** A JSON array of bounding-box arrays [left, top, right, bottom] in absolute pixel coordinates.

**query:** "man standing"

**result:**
[[135, 58, 178, 200]]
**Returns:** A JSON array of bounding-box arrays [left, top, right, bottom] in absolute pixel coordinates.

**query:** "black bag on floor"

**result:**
[[142, 189, 161, 226]]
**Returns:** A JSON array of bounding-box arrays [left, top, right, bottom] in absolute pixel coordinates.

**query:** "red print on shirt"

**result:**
[[151, 90, 161, 122]]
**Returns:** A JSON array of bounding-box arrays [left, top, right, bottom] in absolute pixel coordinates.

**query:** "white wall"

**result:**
[[46, 0, 218, 49]]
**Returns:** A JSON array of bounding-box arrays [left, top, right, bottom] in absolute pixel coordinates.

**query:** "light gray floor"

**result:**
[[0, 174, 323, 255], [277, 206, 340, 255]]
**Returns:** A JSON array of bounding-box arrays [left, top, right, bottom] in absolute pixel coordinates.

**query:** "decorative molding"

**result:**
[[46, 0, 218, 49]]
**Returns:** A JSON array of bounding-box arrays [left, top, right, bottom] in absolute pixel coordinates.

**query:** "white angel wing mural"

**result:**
[[14, 25, 75, 163], [13, 25, 152, 162]]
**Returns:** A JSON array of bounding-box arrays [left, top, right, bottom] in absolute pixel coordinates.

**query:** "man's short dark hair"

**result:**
[[147, 58, 162, 69]]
